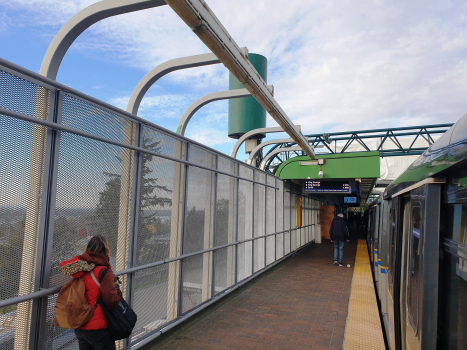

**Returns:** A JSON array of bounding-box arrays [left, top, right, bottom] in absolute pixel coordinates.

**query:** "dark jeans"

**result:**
[[334, 240, 345, 264], [75, 328, 116, 350]]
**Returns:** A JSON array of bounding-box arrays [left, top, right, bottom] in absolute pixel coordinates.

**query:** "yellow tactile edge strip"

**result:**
[[343, 239, 385, 350]]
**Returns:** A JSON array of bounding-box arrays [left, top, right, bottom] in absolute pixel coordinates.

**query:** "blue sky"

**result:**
[[1, 0, 467, 159]]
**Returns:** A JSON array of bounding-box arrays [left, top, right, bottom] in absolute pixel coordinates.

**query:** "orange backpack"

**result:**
[[54, 275, 96, 329]]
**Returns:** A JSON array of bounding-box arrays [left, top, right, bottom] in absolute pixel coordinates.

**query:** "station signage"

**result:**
[[344, 197, 357, 204], [304, 180, 351, 193]]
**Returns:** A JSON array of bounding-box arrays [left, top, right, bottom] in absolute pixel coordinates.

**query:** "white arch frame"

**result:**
[[230, 125, 301, 159], [126, 47, 248, 115], [246, 137, 295, 164], [177, 87, 271, 136], [40, 0, 167, 79], [259, 145, 305, 170]]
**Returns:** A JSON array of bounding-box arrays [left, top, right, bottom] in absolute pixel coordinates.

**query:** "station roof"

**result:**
[[275, 151, 380, 203]]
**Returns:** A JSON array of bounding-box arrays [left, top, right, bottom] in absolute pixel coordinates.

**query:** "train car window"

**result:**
[[408, 206, 421, 331]]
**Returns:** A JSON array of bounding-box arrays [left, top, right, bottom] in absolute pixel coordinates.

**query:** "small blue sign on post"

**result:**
[[344, 197, 357, 204]]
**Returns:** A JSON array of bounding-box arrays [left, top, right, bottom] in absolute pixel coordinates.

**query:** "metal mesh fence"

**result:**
[[275, 179, 284, 259], [253, 171, 265, 272], [0, 62, 316, 349], [131, 263, 175, 344]]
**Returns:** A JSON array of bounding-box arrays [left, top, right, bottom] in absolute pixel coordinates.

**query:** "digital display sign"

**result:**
[[344, 197, 357, 203], [304, 180, 351, 193]]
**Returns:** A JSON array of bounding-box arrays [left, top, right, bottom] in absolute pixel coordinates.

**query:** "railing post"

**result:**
[[122, 122, 142, 350], [13, 84, 53, 350], [201, 153, 216, 302], [167, 139, 187, 320], [27, 89, 61, 350]]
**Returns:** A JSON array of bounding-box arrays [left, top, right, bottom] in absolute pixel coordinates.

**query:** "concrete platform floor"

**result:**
[[143, 239, 358, 350]]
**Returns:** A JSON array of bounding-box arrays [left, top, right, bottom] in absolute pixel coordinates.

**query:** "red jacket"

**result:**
[[60, 252, 121, 330]]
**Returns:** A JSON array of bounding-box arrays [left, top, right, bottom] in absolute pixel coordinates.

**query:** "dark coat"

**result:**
[[329, 216, 349, 241]]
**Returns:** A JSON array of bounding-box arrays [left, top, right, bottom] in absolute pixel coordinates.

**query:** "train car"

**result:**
[[367, 112, 467, 350]]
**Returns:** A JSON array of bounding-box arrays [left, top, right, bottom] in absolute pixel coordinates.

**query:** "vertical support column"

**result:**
[[167, 139, 186, 321], [202, 153, 216, 302], [123, 122, 142, 350], [226, 162, 237, 287], [115, 120, 136, 296], [115, 120, 136, 350], [251, 175, 255, 276], [15, 86, 51, 350], [30, 91, 63, 350], [234, 164, 240, 285], [316, 199, 322, 244]]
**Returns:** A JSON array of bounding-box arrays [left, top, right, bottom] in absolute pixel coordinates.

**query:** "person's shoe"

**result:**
[[339, 263, 343, 267], [333, 260, 338, 265]]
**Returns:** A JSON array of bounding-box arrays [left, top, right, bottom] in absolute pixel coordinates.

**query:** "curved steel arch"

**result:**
[[246, 137, 294, 165], [40, 0, 167, 79], [260, 146, 304, 171], [128, 53, 218, 114], [230, 125, 301, 159], [127, 47, 248, 115], [177, 88, 270, 136]]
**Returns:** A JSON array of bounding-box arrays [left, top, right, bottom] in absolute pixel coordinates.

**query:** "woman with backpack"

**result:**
[[59, 235, 121, 350]]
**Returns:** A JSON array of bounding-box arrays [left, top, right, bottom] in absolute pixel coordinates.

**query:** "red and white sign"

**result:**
[[77, 228, 88, 238]]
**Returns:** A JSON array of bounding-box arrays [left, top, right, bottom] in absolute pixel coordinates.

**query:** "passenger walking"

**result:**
[[330, 213, 350, 266], [60, 235, 121, 350]]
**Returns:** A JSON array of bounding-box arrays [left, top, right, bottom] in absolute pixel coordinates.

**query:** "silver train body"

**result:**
[[367, 113, 467, 350]]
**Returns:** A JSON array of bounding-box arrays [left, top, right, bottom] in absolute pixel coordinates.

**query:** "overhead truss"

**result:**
[[262, 124, 453, 173]]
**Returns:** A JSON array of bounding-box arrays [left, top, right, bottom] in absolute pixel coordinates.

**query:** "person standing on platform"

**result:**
[[330, 213, 350, 266]]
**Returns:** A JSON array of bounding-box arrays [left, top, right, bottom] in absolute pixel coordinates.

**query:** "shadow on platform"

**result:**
[[142, 237, 359, 350]]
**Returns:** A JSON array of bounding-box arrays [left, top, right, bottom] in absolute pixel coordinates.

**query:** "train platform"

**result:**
[[140, 237, 385, 350]]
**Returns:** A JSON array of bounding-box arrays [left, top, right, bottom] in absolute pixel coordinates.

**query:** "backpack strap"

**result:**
[[90, 267, 109, 289], [90, 270, 101, 288]]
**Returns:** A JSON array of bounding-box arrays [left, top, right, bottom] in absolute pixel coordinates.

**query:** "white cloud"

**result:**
[[2, 0, 467, 150]]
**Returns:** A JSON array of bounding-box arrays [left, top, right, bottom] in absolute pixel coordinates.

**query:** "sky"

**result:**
[[1, 0, 466, 159]]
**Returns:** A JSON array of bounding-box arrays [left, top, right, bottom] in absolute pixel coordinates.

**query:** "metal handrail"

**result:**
[[0, 225, 314, 309]]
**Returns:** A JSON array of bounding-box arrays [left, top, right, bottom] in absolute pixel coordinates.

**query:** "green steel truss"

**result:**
[[262, 124, 453, 173]]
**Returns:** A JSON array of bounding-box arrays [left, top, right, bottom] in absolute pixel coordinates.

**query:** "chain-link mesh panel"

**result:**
[[141, 125, 185, 159], [275, 179, 284, 259], [237, 166, 253, 242], [136, 156, 176, 266], [213, 246, 235, 296], [183, 146, 215, 255], [131, 262, 175, 343], [253, 171, 265, 273], [62, 94, 136, 145], [44, 294, 78, 350], [0, 304, 16, 350], [237, 242, 252, 282], [283, 190, 291, 255], [0, 116, 47, 301], [0, 70, 50, 119], [290, 193, 297, 250], [237, 165, 252, 281], [50, 132, 134, 287], [215, 157, 235, 247], [284, 231, 290, 255], [266, 184, 275, 265], [181, 254, 204, 314]]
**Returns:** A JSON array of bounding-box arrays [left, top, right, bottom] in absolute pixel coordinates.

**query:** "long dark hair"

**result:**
[[85, 234, 110, 256]]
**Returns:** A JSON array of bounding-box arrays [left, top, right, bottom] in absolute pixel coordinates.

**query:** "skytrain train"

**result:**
[[367, 113, 467, 350]]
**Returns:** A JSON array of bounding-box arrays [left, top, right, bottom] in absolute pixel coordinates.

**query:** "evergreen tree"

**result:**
[[88, 137, 172, 263]]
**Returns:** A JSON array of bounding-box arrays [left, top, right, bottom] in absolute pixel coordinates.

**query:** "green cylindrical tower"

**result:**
[[228, 53, 267, 139]]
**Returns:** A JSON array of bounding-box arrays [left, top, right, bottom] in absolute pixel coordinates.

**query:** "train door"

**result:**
[[403, 184, 440, 350], [399, 196, 411, 350], [374, 205, 381, 286], [379, 199, 391, 342], [387, 196, 404, 350]]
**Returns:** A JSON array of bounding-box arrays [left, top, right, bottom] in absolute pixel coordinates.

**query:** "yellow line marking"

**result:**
[[344, 239, 385, 350]]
